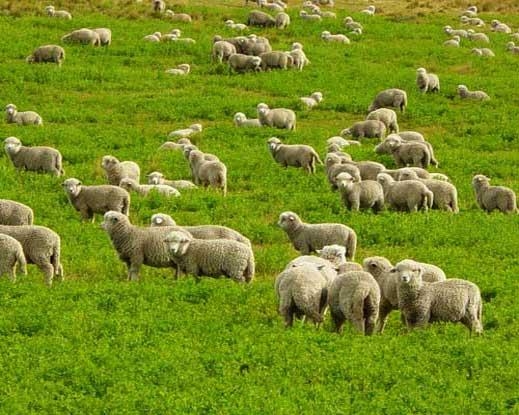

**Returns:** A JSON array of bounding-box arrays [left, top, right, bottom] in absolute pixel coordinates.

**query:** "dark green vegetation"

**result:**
[[0, 1, 518, 413]]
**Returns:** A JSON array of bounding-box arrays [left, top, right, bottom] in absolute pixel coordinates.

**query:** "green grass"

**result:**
[[0, 1, 519, 413]]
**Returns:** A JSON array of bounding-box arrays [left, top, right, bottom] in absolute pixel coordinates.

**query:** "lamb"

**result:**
[[416, 68, 440, 93], [228, 53, 262, 72], [45, 5, 72, 19], [397, 169, 459, 212], [395, 259, 483, 334], [4, 136, 64, 176], [144, 32, 162, 42], [188, 150, 227, 196], [368, 88, 408, 113], [443, 35, 461, 47], [376, 173, 433, 212], [61, 29, 101, 46], [164, 10, 192, 22], [101, 155, 140, 186], [277, 211, 357, 260], [26, 45, 65, 66], [491, 19, 511, 33], [0, 234, 27, 282], [0, 224, 63, 286], [5, 104, 43, 126], [462, 5, 478, 17], [299, 10, 322, 21], [119, 178, 180, 197], [233, 112, 262, 127], [267, 137, 322, 174], [165, 64, 191, 75], [375, 134, 438, 167], [366, 108, 399, 133], [443, 26, 468, 38], [146, 172, 196, 189], [93, 28, 112, 46], [225, 20, 248, 31], [326, 136, 360, 148], [506, 42, 519, 54], [212, 41, 237, 63], [0, 200, 33, 225], [153, 0, 166, 13], [321, 31, 350, 44], [287, 42, 310, 71], [300, 92, 323, 109], [260, 51, 293, 70], [343, 16, 363, 31], [257, 103, 296, 130], [275, 12, 290, 29], [247, 10, 276, 27], [361, 5, 376, 15], [62, 178, 131, 221], [467, 29, 489, 43], [164, 230, 254, 283], [341, 120, 386, 140], [168, 123, 202, 138], [335, 172, 384, 213], [377, 134, 435, 168], [472, 174, 518, 214], [471, 48, 495, 57], [457, 84, 489, 100]]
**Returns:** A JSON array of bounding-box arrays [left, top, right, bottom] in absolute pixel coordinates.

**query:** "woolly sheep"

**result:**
[[233, 112, 262, 127], [258, 0, 284, 13], [260, 51, 293, 70], [63, 178, 130, 221], [153, 0, 165, 13], [321, 31, 350, 44], [472, 174, 518, 214], [366, 108, 399, 134], [460, 16, 485, 27], [398, 131, 426, 142], [341, 120, 386, 140], [506, 42, 519, 54], [225, 20, 248, 31], [257, 103, 296, 130], [343, 16, 363, 31], [278, 211, 357, 260], [443, 26, 468, 38], [4, 136, 64, 176], [0, 234, 26, 282], [164, 10, 192, 22], [289, 42, 311, 70], [93, 28, 112, 46], [376, 173, 433, 212], [300, 92, 323, 109], [511, 33, 519, 41], [61, 29, 101, 46], [286, 254, 337, 285], [188, 150, 227, 196], [0, 200, 33, 225], [228, 53, 262, 72], [164, 230, 254, 283], [368, 88, 408, 113], [146, 172, 196, 189], [163, 34, 196, 44], [471, 47, 495, 57], [5, 104, 42, 126], [165, 64, 191, 75], [395, 259, 483, 334], [240, 36, 272, 56], [375, 135, 438, 167], [168, 123, 202, 138], [336, 172, 384, 213], [119, 178, 180, 197], [144, 32, 162, 42], [45, 5, 71, 19], [247, 10, 276, 27], [381, 167, 431, 180], [275, 12, 290, 29], [299, 11, 322, 21], [443, 35, 461, 47], [26, 45, 65, 66], [361, 5, 376, 15], [457, 84, 489, 100], [491, 19, 511, 33], [326, 148, 352, 164], [183, 146, 219, 164], [467, 29, 489, 43], [267, 137, 322, 174], [0, 224, 63, 286], [416, 68, 440, 93], [101, 155, 140, 186], [325, 155, 361, 190], [326, 136, 360, 148], [377, 134, 434, 168], [212, 41, 237, 63], [462, 5, 478, 17]]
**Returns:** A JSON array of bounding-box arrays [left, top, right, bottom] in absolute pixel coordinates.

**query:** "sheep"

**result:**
[[158, 137, 192, 151], [472, 174, 518, 214], [0, 224, 63, 286], [240, 35, 272, 56], [275, 12, 290, 29], [4, 136, 64, 176], [92, 28, 112, 46], [286, 47, 310, 71], [162, 34, 196, 44], [491, 19, 512, 33], [462, 5, 478, 17], [247, 10, 276, 27], [376, 173, 433, 212], [397, 169, 459, 212], [0, 234, 26, 282], [5, 104, 43, 126], [343, 16, 363, 31], [443, 26, 468, 38], [0, 200, 33, 225], [260, 51, 293, 70], [443, 35, 461, 47], [225, 20, 248, 31], [119, 178, 180, 197], [457, 84, 490, 101], [506, 42, 519, 54], [326, 148, 352, 163], [61, 29, 101, 46], [188, 150, 227, 196], [368, 88, 408, 113], [101, 155, 140, 186], [257, 103, 296, 130], [416, 68, 440, 93], [277, 211, 357, 260], [45, 5, 72, 19], [62, 178, 131, 221], [381, 167, 431, 180], [397, 131, 425, 142], [467, 29, 489, 43], [335, 172, 384, 213], [101, 211, 189, 281], [168, 123, 202, 138], [376, 134, 435, 168], [233, 112, 262, 127], [165, 64, 191, 75], [471, 47, 495, 57], [299, 10, 322, 21], [228, 53, 262, 72], [361, 5, 376, 15], [26, 45, 65, 66], [344, 160, 386, 181], [164, 231, 254, 283], [375, 135, 438, 167], [183, 146, 219, 164], [285, 254, 338, 284], [395, 259, 483, 334], [325, 153, 361, 189], [164, 10, 192, 22], [267, 137, 322, 174], [326, 136, 360, 148], [341, 120, 386, 140], [144, 32, 162, 42], [212, 41, 237, 63], [366, 108, 399, 134], [300, 92, 323, 109], [460, 16, 485, 27], [321, 31, 350, 44], [153, 0, 165, 13], [147, 172, 197, 189], [511, 33, 519, 41], [316, 245, 361, 274], [258, 0, 284, 12]]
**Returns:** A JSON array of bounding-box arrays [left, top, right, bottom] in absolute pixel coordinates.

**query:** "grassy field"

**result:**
[[0, 0, 519, 413]]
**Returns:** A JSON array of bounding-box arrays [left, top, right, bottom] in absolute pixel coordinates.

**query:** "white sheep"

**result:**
[[257, 103, 296, 130], [5, 104, 43, 126], [376, 173, 433, 212], [460, 15, 485, 27], [506, 42, 519, 54], [287, 43, 310, 71], [158, 137, 192, 151], [168, 123, 202, 138], [321, 31, 350, 44], [260, 51, 293, 71], [146, 172, 196, 189], [45, 5, 72, 19], [233, 112, 262, 127], [119, 178, 180, 197], [0, 234, 26, 282], [61, 28, 101, 46], [457, 84, 490, 100], [275, 12, 290, 29], [228, 53, 262, 73], [300, 92, 323, 109], [343, 16, 363, 31], [472, 174, 518, 214], [443, 35, 461, 47], [225, 20, 248, 31], [471, 47, 495, 57], [92, 28, 112, 46], [491, 19, 512, 33], [4, 136, 64, 176], [0, 200, 33, 225], [335, 172, 384, 213], [152, 0, 165, 13], [341, 120, 386, 140], [462, 5, 478, 17], [366, 108, 399, 133], [165, 64, 191, 75], [258, 0, 284, 12], [326, 136, 360, 148], [443, 26, 468, 38], [101, 155, 140, 186], [144, 32, 162, 42], [26, 45, 65, 66], [467, 29, 489, 43], [165, 10, 192, 22], [376, 134, 435, 168], [299, 11, 322, 22], [247, 10, 277, 27], [361, 5, 376, 15], [416, 68, 440, 93], [212, 41, 237, 63], [267, 137, 322, 173], [368, 88, 408, 113], [188, 150, 227, 196]]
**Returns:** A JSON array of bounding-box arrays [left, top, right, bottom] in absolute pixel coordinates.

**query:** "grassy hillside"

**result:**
[[0, 1, 519, 413]]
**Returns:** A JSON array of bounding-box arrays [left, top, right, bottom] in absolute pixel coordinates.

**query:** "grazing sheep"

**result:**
[[506, 42, 519, 54], [443, 26, 468, 38], [300, 10, 322, 21], [165, 64, 190, 75], [147, 172, 196, 189], [257, 103, 296, 130], [225, 20, 248, 31], [165, 10, 192, 22], [247, 10, 276, 27], [457, 84, 490, 100], [0, 234, 27, 282], [471, 47, 495, 57], [398, 131, 426, 142], [375, 134, 438, 167], [472, 174, 518, 214], [443, 35, 461, 47], [287, 42, 311, 71], [368, 88, 408, 113], [376, 173, 433, 212], [321, 31, 350, 44], [341, 120, 386, 140], [344, 160, 386, 181], [258, 0, 284, 12], [62, 178, 130, 221], [275, 12, 290, 29], [0, 200, 33, 225], [267, 137, 322, 174], [240, 36, 272, 56], [158, 137, 192, 151], [260, 51, 293, 70], [228, 53, 262, 72], [212, 41, 237, 63], [101, 155, 140, 186], [300, 92, 323, 109], [366, 108, 399, 134], [416, 68, 440, 93], [164, 231, 254, 283], [377, 134, 434, 168], [5, 104, 43, 126], [26, 45, 65, 66], [61, 29, 101, 46], [0, 225, 63, 286], [361, 5, 376, 15], [467, 29, 489, 43], [188, 150, 227, 196], [278, 211, 357, 260], [343, 16, 363, 31], [144, 32, 162, 42], [491, 19, 511, 33], [336, 172, 384, 212], [153, 0, 165, 13], [119, 178, 180, 197], [233, 112, 262, 127], [4, 136, 64, 176], [395, 259, 483, 334], [92, 28, 112, 46], [45, 5, 71, 19]]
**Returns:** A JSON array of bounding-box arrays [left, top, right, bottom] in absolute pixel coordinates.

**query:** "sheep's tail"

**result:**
[[345, 232, 357, 261], [219, 171, 227, 197], [244, 252, 255, 283], [312, 149, 323, 165], [27, 210, 34, 225], [319, 286, 328, 315], [17, 250, 27, 275], [346, 286, 370, 333], [421, 190, 433, 211], [122, 196, 130, 216], [52, 241, 63, 280]]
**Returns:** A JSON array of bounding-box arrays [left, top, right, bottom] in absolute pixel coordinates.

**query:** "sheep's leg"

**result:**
[[331, 311, 345, 333], [37, 261, 54, 286], [8, 268, 16, 283], [128, 263, 141, 281], [377, 301, 394, 333]]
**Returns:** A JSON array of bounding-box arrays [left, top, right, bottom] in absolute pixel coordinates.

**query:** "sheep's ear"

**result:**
[[416, 266, 424, 277], [111, 216, 118, 223], [77, 181, 82, 186], [288, 215, 295, 221]]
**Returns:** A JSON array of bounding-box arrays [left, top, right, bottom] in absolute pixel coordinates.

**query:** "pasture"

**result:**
[[0, 0, 519, 413]]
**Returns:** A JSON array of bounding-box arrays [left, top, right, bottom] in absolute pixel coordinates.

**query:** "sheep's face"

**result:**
[[393, 260, 423, 286], [386, 136, 401, 148], [277, 211, 300, 230], [5, 104, 16, 115], [472, 174, 489, 189], [118, 178, 135, 190], [312, 92, 323, 102], [164, 231, 191, 255], [151, 213, 176, 227], [62, 178, 81, 196], [234, 113, 246, 125], [267, 137, 281, 151], [4, 137, 21, 154], [188, 150, 204, 164], [147, 172, 163, 185], [189, 123, 201, 132], [101, 211, 126, 231], [363, 257, 392, 276], [102, 156, 118, 170], [374, 141, 390, 154], [376, 173, 393, 186], [325, 153, 341, 167], [317, 245, 346, 267], [340, 128, 351, 137], [336, 172, 354, 188]]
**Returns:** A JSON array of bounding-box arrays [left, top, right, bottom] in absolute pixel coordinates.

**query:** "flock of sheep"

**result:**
[[1, 1, 518, 336]]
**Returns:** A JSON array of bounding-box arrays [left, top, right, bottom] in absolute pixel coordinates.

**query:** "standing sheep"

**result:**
[[366, 108, 399, 134], [153, 0, 166, 13], [5, 104, 43, 126], [212, 41, 237, 63], [260, 51, 293, 70], [416, 68, 440, 93], [61, 29, 101, 46], [467, 29, 489, 43], [0, 199, 33, 225], [275, 12, 290, 29], [376, 173, 433, 212], [228, 53, 262, 73], [376, 134, 435, 168], [472, 174, 518, 214], [336, 172, 384, 213], [0, 234, 27, 282], [368, 88, 408, 113], [341, 120, 386, 140], [506, 42, 519, 54], [92, 28, 112, 46], [457, 85, 490, 100], [26, 45, 65, 66], [188, 150, 227, 196], [101, 155, 140, 186], [247, 10, 276, 27], [287, 42, 310, 71], [267, 137, 322, 174], [119, 178, 180, 197], [257, 103, 296, 130], [4, 136, 64, 176], [471, 48, 495, 57]]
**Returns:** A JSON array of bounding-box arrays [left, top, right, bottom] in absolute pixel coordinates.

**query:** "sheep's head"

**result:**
[[340, 128, 351, 137], [344, 16, 353, 23], [363, 256, 393, 278], [335, 172, 356, 189], [457, 84, 468, 94], [374, 139, 391, 155], [471, 48, 482, 55], [5, 104, 17, 115], [386, 135, 402, 148], [164, 230, 192, 255], [102, 155, 119, 170], [317, 244, 347, 268], [416, 67, 427, 75], [396, 168, 418, 181], [188, 149, 205, 164], [325, 152, 341, 168], [147, 172, 164, 185], [311, 92, 323, 102], [183, 144, 199, 159], [119, 178, 137, 190], [321, 31, 331, 39], [507, 42, 516, 50], [177, 64, 191, 74], [45, 5, 55, 15], [472, 174, 490, 189], [234, 112, 246, 125], [189, 123, 202, 132], [62, 178, 82, 197], [267, 137, 282, 152], [393, 259, 424, 286], [151, 213, 176, 227], [101, 210, 128, 231], [291, 42, 303, 50], [277, 211, 301, 230], [4, 136, 22, 154], [376, 173, 394, 187], [171, 29, 181, 37], [257, 103, 270, 116]]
